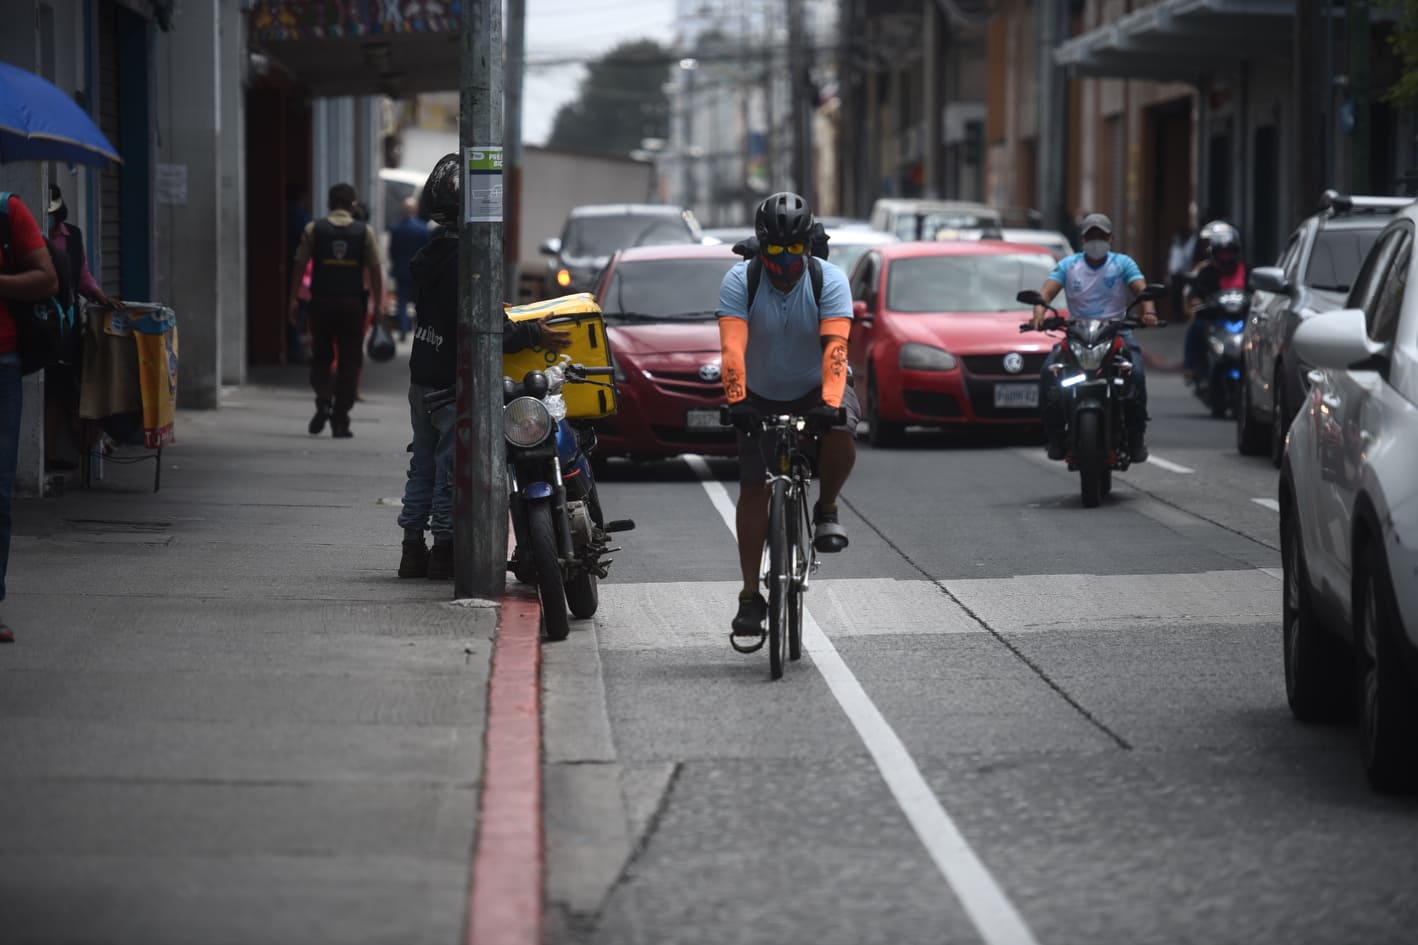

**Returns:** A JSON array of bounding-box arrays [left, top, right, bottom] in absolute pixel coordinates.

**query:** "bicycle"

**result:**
[[721, 405, 840, 679]]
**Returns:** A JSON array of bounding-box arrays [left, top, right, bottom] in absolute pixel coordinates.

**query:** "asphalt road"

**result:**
[[543, 324, 1418, 945]]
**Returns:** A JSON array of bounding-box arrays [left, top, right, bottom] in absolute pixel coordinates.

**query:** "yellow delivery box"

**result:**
[[504, 293, 618, 420]]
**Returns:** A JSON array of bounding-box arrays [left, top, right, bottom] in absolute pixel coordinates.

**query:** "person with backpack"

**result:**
[[0, 191, 60, 643], [286, 183, 384, 439], [718, 191, 858, 642], [395, 154, 571, 580]]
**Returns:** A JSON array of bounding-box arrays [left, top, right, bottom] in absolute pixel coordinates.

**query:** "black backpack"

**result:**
[[733, 220, 831, 310], [0, 192, 76, 375]]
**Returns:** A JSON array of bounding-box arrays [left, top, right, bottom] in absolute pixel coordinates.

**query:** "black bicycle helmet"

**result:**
[[754, 191, 815, 245], [421, 152, 461, 227]]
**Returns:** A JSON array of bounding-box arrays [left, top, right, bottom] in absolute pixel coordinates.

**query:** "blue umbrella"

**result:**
[[0, 61, 121, 168]]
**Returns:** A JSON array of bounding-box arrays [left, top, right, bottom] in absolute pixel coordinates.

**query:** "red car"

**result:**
[[847, 240, 1064, 446], [592, 244, 741, 460]]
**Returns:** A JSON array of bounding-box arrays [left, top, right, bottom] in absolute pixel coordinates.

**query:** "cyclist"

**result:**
[[1030, 212, 1159, 461], [718, 192, 857, 641]]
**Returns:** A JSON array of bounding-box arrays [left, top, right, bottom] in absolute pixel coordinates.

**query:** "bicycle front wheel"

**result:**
[[787, 484, 811, 661], [767, 478, 789, 679]]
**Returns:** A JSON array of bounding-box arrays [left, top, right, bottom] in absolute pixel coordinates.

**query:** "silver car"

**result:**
[[1279, 205, 1418, 791], [1239, 192, 1408, 464]]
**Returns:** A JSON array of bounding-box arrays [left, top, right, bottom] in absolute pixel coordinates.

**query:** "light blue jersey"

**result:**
[[1049, 252, 1143, 320], [717, 259, 853, 401]]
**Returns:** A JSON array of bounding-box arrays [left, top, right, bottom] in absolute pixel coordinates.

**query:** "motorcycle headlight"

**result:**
[[899, 342, 956, 371], [1069, 340, 1111, 371], [504, 396, 554, 447]]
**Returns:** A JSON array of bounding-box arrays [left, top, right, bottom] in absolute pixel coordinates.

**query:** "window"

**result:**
[[852, 253, 879, 302], [885, 253, 1060, 313], [1366, 228, 1411, 345], [600, 257, 736, 320], [1345, 226, 1404, 314], [1306, 225, 1384, 294], [1278, 230, 1304, 283]]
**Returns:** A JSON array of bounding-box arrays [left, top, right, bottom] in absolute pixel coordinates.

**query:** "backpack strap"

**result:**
[[746, 255, 824, 311]]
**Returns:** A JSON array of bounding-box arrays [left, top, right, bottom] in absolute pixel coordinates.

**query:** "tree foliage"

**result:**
[[546, 40, 671, 154], [1384, 0, 1418, 104]]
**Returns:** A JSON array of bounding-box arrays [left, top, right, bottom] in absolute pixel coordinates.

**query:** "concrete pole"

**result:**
[[923, 0, 940, 199], [504, 0, 524, 301], [1036, 0, 1069, 231], [455, 0, 506, 599]]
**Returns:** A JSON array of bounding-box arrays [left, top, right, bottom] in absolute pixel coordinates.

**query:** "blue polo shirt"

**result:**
[[717, 260, 853, 401], [1049, 252, 1143, 320]]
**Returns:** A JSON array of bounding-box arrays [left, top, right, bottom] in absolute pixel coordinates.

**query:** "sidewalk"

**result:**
[[0, 351, 499, 945]]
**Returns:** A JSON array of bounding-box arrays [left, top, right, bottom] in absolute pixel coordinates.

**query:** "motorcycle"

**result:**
[[1188, 282, 1251, 419], [1016, 284, 1168, 509], [425, 359, 634, 641]]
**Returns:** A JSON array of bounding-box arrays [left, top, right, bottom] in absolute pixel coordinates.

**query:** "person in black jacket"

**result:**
[[397, 154, 569, 580]]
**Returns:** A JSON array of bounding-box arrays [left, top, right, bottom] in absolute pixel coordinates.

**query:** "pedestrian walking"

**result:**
[[387, 197, 430, 341], [1167, 223, 1196, 323], [287, 182, 384, 439], [0, 191, 61, 642]]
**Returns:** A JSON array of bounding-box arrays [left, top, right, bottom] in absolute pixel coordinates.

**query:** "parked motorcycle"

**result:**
[[1017, 284, 1167, 508], [1188, 283, 1251, 419], [504, 361, 634, 640], [429, 360, 634, 640]]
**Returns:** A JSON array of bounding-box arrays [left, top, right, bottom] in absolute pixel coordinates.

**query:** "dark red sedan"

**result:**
[[846, 240, 1064, 446], [592, 244, 741, 460]]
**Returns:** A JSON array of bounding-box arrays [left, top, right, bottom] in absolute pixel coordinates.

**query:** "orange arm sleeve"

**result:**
[[819, 317, 851, 408], [718, 316, 749, 403]]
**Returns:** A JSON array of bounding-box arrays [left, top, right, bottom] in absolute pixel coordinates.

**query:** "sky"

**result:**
[[523, 0, 679, 145]]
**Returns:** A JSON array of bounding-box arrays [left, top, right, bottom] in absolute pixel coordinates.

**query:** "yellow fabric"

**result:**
[[717, 317, 749, 403], [819, 317, 851, 407]]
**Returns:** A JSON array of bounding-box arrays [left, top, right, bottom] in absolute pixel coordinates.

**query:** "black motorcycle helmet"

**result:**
[[754, 191, 815, 246], [1207, 223, 1242, 271], [420, 152, 462, 228]]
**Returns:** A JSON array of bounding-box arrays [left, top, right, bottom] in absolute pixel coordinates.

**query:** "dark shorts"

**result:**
[[736, 385, 861, 486]]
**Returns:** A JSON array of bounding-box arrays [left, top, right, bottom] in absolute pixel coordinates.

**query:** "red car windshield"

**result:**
[[601, 258, 735, 320], [886, 253, 1061, 313]]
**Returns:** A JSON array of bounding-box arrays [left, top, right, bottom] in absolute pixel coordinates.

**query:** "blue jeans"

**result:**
[[398, 383, 456, 542], [0, 353, 22, 601]]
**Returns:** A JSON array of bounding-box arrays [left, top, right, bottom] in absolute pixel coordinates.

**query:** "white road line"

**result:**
[[1145, 455, 1194, 474], [682, 453, 1042, 945], [1251, 497, 1280, 512]]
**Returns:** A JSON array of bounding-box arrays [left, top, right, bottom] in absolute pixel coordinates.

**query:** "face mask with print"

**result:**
[[1083, 239, 1110, 261], [763, 251, 806, 288]]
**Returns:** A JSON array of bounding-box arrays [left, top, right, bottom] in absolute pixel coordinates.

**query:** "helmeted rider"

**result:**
[[718, 191, 858, 642], [1030, 212, 1160, 462], [1183, 222, 1248, 379]]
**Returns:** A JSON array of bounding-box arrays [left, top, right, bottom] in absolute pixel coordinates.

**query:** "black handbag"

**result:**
[[1, 192, 73, 375], [366, 318, 396, 363]]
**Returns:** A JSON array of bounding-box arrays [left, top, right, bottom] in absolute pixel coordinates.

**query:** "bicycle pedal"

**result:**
[[603, 519, 636, 533], [729, 630, 766, 654]]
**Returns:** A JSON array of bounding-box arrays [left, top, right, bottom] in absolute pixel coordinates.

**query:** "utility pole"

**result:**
[[1036, 0, 1069, 230], [505, 0, 525, 302], [787, 0, 813, 201], [455, 0, 506, 599]]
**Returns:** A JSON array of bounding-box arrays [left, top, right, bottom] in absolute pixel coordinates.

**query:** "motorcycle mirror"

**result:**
[[1016, 289, 1045, 306], [522, 370, 549, 399], [503, 376, 519, 400]]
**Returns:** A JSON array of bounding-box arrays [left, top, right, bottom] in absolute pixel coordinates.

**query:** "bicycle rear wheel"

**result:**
[[767, 479, 789, 679], [787, 483, 811, 661]]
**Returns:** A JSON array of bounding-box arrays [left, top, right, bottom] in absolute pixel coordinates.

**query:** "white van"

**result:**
[[869, 198, 1002, 242]]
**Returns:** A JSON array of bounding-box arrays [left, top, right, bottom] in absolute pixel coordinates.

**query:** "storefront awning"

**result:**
[[245, 1, 461, 96], [1054, 0, 1293, 83]]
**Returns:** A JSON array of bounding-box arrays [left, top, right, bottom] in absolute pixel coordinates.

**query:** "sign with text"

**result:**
[[464, 146, 503, 224]]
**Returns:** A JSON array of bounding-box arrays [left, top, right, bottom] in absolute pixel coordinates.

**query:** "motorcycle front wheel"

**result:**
[[1075, 411, 1104, 509], [528, 502, 570, 641]]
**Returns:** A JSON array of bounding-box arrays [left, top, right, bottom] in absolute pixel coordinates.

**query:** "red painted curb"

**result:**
[[467, 585, 543, 945]]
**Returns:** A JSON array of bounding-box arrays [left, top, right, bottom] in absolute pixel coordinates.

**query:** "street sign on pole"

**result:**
[[455, 0, 506, 599]]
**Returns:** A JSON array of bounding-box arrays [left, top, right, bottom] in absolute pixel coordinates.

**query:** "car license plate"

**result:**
[[993, 383, 1038, 409], [686, 408, 723, 429]]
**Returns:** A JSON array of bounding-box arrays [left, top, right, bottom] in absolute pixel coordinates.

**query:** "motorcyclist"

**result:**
[[718, 191, 857, 642], [1030, 212, 1159, 462], [1182, 222, 1247, 380]]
